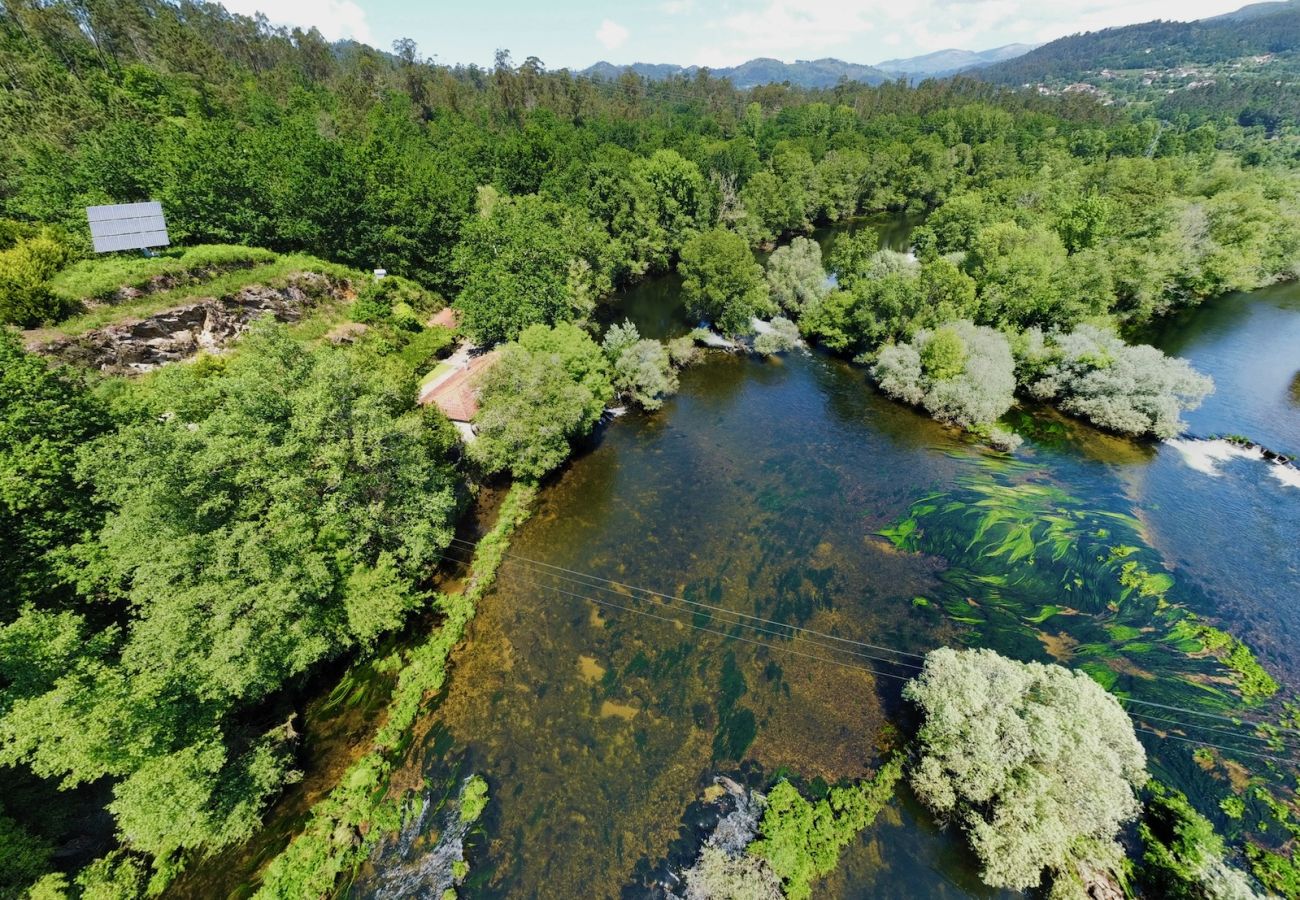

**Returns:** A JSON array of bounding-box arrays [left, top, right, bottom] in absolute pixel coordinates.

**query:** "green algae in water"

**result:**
[[880, 459, 1277, 711]]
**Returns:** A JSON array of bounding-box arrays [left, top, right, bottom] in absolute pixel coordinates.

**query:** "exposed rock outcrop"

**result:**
[[30, 272, 348, 374]]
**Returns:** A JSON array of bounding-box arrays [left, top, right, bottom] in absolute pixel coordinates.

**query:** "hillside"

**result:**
[[974, 0, 1300, 125], [875, 43, 1036, 78], [581, 56, 890, 88]]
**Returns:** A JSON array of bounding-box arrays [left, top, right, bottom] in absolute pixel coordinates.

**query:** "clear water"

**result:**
[[355, 225, 1300, 898]]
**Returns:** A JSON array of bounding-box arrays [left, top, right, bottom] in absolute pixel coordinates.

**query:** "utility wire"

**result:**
[[444, 536, 928, 662], [444, 537, 1300, 742], [430, 540, 1300, 760]]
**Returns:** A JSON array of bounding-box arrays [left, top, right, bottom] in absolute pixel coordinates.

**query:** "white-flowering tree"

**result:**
[[1023, 325, 1212, 438], [872, 320, 1016, 428], [904, 648, 1147, 892]]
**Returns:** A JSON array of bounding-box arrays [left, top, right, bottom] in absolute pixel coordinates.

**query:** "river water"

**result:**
[[356, 221, 1300, 898]]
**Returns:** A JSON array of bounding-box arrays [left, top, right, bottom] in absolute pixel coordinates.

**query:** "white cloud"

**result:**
[[661, 0, 695, 13], [217, 0, 372, 44], [596, 18, 631, 51]]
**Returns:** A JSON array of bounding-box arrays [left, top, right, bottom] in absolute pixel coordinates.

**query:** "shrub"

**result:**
[[1025, 325, 1213, 438], [0, 233, 75, 326], [872, 320, 1015, 428], [459, 775, 488, 824], [748, 756, 903, 900], [904, 648, 1146, 892], [682, 846, 783, 900], [752, 317, 800, 355]]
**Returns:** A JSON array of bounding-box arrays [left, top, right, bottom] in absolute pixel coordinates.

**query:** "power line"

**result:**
[[445, 538, 1300, 743], [445, 536, 927, 663], [429, 540, 1300, 761], [498, 566, 915, 682], [1133, 725, 1298, 767]]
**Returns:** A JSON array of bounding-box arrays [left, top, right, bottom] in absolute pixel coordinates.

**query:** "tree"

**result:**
[[0, 331, 108, 614], [470, 323, 613, 479], [904, 648, 1147, 892], [678, 228, 771, 335], [1023, 325, 1213, 438], [452, 193, 613, 345], [630, 149, 710, 255], [872, 320, 1016, 429], [765, 236, 829, 315], [603, 322, 678, 411]]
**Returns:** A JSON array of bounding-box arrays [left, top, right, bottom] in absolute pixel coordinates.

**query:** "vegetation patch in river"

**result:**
[[880, 455, 1276, 709]]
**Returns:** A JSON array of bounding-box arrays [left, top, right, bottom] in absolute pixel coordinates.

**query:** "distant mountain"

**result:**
[[875, 44, 1036, 78], [581, 57, 890, 89], [1204, 0, 1299, 22], [975, 0, 1300, 85]]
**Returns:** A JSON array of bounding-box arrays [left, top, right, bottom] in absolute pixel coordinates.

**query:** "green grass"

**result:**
[[48, 244, 276, 304], [419, 361, 454, 389], [48, 254, 360, 336]]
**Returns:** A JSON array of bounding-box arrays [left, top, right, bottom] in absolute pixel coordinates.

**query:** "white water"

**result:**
[[1165, 438, 1300, 490]]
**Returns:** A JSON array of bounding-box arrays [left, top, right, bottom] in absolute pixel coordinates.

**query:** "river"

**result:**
[[350, 219, 1300, 899]]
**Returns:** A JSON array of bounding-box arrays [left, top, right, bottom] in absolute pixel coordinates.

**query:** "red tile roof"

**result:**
[[421, 350, 500, 423]]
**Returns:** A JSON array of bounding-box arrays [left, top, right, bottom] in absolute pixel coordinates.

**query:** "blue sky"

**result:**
[[218, 0, 1252, 69]]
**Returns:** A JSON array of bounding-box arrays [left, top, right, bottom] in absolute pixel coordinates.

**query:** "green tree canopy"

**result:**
[[452, 193, 614, 345], [470, 322, 613, 479], [679, 228, 771, 335]]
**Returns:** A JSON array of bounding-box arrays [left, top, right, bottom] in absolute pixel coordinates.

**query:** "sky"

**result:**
[[217, 0, 1254, 69]]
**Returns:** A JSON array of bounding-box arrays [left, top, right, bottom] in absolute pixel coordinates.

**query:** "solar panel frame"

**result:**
[[87, 201, 171, 253]]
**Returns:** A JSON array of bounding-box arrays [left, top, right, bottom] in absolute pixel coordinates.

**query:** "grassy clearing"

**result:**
[[48, 254, 360, 336], [48, 244, 277, 303]]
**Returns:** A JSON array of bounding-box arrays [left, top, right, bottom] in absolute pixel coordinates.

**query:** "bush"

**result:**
[[752, 317, 800, 355], [682, 846, 783, 900], [872, 320, 1015, 428], [765, 236, 829, 314], [1024, 325, 1213, 438], [0, 233, 75, 326], [904, 648, 1147, 892], [748, 757, 903, 900]]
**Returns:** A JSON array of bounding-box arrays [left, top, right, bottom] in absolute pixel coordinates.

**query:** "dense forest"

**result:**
[[1, 1, 1299, 898]]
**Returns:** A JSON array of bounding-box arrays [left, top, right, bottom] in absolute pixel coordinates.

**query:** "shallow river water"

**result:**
[[355, 222, 1300, 899]]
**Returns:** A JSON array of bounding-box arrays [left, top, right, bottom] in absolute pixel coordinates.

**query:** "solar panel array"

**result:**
[[86, 201, 170, 253]]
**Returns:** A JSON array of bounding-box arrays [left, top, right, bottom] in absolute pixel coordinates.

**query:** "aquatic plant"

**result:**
[[879, 461, 1277, 707], [747, 755, 904, 900]]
